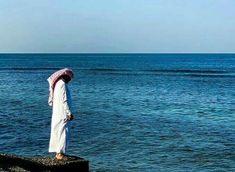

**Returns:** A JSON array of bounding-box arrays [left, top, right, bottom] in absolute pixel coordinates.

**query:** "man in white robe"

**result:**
[[47, 68, 74, 160]]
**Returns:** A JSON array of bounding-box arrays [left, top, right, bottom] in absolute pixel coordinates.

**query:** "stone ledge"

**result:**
[[0, 153, 89, 172]]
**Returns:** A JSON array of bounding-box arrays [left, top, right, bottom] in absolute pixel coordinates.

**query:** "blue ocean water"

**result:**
[[0, 53, 235, 171]]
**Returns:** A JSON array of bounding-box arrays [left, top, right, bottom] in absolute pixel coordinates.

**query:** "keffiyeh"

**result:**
[[47, 68, 73, 106]]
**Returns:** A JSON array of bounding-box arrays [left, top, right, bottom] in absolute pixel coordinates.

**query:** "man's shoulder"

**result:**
[[55, 79, 66, 88]]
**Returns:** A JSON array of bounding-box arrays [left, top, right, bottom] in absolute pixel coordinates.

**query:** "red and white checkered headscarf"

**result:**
[[47, 68, 74, 106]]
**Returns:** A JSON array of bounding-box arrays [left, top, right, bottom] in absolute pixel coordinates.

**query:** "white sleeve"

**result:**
[[61, 83, 72, 117]]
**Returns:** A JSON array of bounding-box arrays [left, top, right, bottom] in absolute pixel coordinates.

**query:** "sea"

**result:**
[[0, 53, 235, 171]]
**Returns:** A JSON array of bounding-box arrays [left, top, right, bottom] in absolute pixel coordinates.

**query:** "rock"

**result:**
[[0, 153, 89, 172]]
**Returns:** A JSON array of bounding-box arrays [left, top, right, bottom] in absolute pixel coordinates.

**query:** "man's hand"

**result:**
[[67, 114, 74, 121]]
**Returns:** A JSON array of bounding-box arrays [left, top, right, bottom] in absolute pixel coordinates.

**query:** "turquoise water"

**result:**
[[0, 54, 235, 171]]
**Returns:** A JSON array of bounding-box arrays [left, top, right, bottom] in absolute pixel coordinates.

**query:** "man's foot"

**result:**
[[55, 153, 76, 161], [55, 153, 66, 160]]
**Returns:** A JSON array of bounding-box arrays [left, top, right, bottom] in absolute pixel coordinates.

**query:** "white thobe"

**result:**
[[49, 79, 73, 154]]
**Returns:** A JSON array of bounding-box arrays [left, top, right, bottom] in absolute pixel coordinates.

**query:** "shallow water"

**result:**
[[0, 54, 235, 171]]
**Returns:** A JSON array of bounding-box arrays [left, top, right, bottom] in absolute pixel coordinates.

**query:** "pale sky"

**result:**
[[0, 0, 234, 53]]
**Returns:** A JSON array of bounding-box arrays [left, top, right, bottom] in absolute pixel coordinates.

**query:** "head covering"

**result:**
[[47, 68, 74, 106]]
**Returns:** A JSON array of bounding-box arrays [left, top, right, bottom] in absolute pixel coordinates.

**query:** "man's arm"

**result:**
[[61, 83, 74, 121]]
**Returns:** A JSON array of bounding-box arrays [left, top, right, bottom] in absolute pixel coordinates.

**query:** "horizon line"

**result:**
[[0, 52, 235, 54]]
